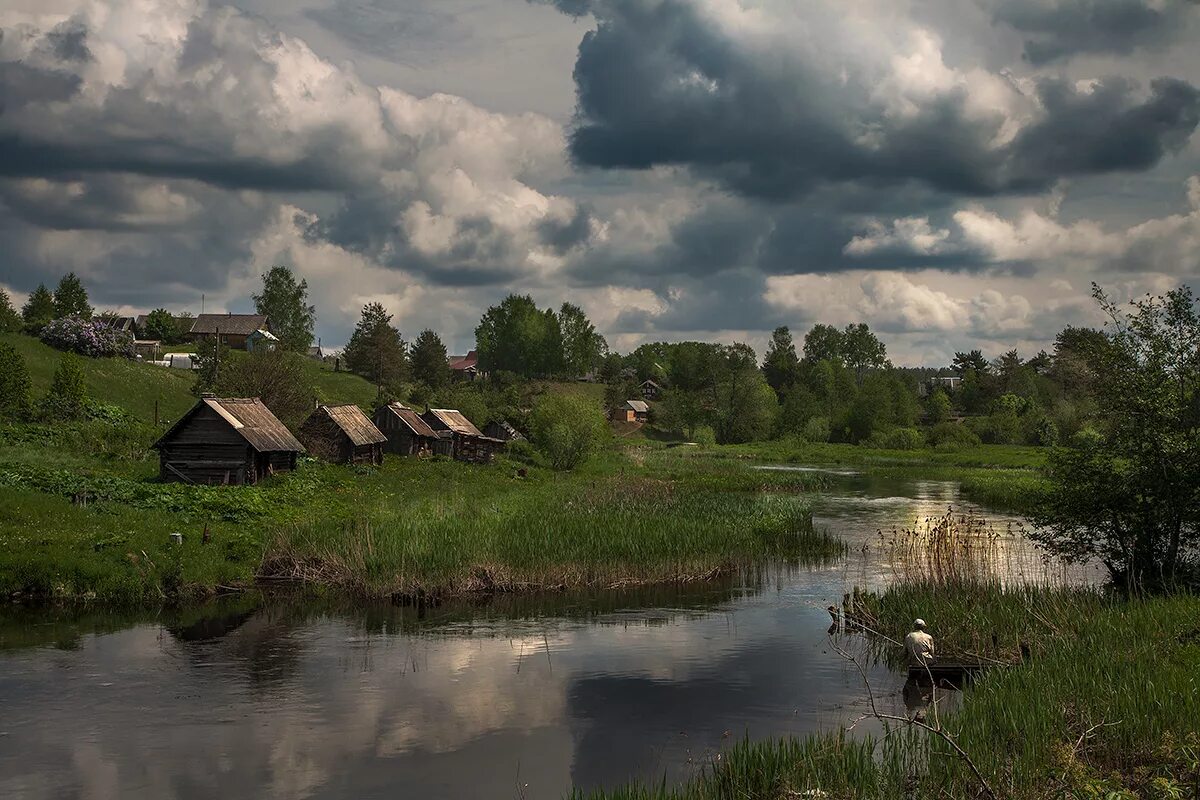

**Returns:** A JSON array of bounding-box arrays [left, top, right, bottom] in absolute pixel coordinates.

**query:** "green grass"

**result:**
[[577, 590, 1200, 800], [2, 332, 196, 421]]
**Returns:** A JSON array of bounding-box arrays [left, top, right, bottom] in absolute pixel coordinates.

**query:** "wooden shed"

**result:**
[[154, 396, 304, 485], [484, 419, 525, 442], [422, 408, 506, 464], [373, 402, 444, 457], [299, 404, 386, 465], [613, 400, 650, 423]]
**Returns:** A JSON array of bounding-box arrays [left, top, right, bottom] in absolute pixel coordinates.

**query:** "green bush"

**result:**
[[692, 426, 717, 446], [927, 421, 982, 449], [864, 427, 924, 450], [0, 343, 32, 419], [802, 415, 830, 443], [41, 353, 88, 420], [528, 393, 609, 470]]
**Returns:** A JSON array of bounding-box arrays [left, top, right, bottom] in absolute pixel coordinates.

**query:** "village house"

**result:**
[[639, 379, 664, 401], [154, 396, 304, 485], [373, 402, 446, 457], [188, 313, 270, 350], [299, 404, 387, 465], [448, 350, 481, 381], [422, 408, 505, 464], [613, 400, 650, 423], [245, 328, 279, 353]]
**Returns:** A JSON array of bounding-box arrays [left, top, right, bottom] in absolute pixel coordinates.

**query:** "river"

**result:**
[[0, 468, 1069, 799]]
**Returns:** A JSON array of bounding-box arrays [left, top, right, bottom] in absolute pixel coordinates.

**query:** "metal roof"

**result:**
[[626, 400, 650, 413], [156, 397, 305, 453], [426, 408, 484, 437], [379, 402, 440, 438], [317, 404, 387, 446], [190, 313, 269, 336]]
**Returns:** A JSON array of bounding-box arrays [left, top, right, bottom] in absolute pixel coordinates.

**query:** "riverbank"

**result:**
[[0, 450, 844, 603], [574, 584, 1200, 799]]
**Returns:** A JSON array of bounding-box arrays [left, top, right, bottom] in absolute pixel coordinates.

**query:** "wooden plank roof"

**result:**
[[316, 404, 387, 446], [378, 402, 440, 438], [190, 313, 268, 336], [426, 408, 485, 437], [155, 397, 305, 453]]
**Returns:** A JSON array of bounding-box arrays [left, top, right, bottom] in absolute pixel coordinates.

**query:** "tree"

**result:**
[[22, 284, 55, 332], [709, 343, 776, 444], [143, 309, 179, 343], [926, 388, 952, 424], [0, 343, 32, 419], [253, 266, 315, 352], [43, 353, 87, 420], [951, 350, 989, 375], [52, 273, 92, 319], [475, 295, 564, 378], [841, 323, 887, 382], [802, 324, 845, 364], [409, 329, 451, 389], [559, 302, 607, 378], [762, 326, 800, 395], [219, 350, 315, 427], [192, 336, 231, 397], [0, 289, 21, 333], [1032, 284, 1200, 592], [528, 393, 609, 470], [343, 303, 408, 389]]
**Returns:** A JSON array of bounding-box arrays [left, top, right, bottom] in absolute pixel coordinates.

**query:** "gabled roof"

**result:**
[[156, 397, 304, 453], [625, 400, 650, 413], [248, 328, 278, 341], [425, 408, 484, 437], [640, 379, 663, 388], [378, 402, 439, 438], [313, 404, 386, 446], [190, 313, 269, 336], [448, 350, 479, 371]]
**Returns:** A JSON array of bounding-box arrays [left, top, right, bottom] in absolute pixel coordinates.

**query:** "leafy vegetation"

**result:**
[[252, 265, 315, 352]]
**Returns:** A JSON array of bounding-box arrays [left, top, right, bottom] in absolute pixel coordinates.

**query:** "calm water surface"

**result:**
[[0, 469, 1049, 800]]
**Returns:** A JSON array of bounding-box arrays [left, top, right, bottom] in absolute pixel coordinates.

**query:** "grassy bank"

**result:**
[[575, 588, 1200, 800]]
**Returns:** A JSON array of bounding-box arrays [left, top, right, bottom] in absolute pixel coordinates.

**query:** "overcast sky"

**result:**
[[2, 0, 1198, 364]]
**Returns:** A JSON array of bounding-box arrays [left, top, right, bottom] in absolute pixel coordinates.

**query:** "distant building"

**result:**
[[299, 404, 386, 465], [614, 400, 650, 423], [154, 396, 304, 485], [422, 408, 505, 464], [639, 379, 664, 401], [448, 350, 481, 381], [189, 313, 270, 350], [246, 328, 279, 353], [374, 402, 445, 457], [483, 419, 525, 442], [932, 376, 962, 390]]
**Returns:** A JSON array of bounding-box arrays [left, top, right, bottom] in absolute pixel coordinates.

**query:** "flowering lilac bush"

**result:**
[[40, 316, 134, 358]]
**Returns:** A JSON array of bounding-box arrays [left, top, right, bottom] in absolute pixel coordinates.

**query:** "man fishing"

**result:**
[[905, 618, 935, 667]]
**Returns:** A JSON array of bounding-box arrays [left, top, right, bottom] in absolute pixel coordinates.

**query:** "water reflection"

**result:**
[[0, 470, 1053, 800]]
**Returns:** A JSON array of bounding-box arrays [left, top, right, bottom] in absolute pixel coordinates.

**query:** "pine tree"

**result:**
[[0, 343, 32, 419], [43, 353, 88, 420], [0, 289, 21, 333], [53, 273, 92, 319], [762, 326, 800, 394], [253, 266, 315, 352], [343, 303, 408, 389], [22, 284, 56, 332], [409, 329, 451, 389]]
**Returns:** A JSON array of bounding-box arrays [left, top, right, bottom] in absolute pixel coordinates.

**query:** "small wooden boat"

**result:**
[[906, 661, 996, 685]]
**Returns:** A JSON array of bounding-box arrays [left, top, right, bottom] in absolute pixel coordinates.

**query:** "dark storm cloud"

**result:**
[[0, 63, 81, 113], [992, 0, 1199, 65], [542, 0, 1200, 201], [40, 18, 93, 63]]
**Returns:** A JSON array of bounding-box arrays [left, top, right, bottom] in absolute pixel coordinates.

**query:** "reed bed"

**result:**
[[263, 475, 844, 597]]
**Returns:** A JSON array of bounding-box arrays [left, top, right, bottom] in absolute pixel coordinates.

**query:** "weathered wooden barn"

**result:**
[[639, 379, 664, 401], [373, 402, 444, 457], [613, 399, 650, 423], [299, 404, 387, 465], [483, 419, 525, 442], [154, 396, 304, 485], [422, 408, 506, 464]]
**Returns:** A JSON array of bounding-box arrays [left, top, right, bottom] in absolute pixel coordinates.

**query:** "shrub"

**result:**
[[927, 421, 982, 449], [0, 343, 33, 419], [865, 427, 924, 450], [40, 315, 134, 358], [528, 394, 609, 470], [802, 416, 830, 443], [692, 425, 717, 446], [42, 353, 88, 420]]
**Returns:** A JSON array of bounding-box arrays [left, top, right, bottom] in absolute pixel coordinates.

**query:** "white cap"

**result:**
[[914, 618, 927, 629]]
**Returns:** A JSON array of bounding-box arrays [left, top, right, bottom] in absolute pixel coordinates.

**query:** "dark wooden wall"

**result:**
[[158, 405, 253, 484]]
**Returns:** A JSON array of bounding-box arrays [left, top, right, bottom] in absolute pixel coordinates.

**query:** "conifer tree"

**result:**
[[0, 343, 32, 419], [22, 284, 56, 332], [53, 272, 92, 319], [43, 353, 88, 419], [0, 289, 21, 333]]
